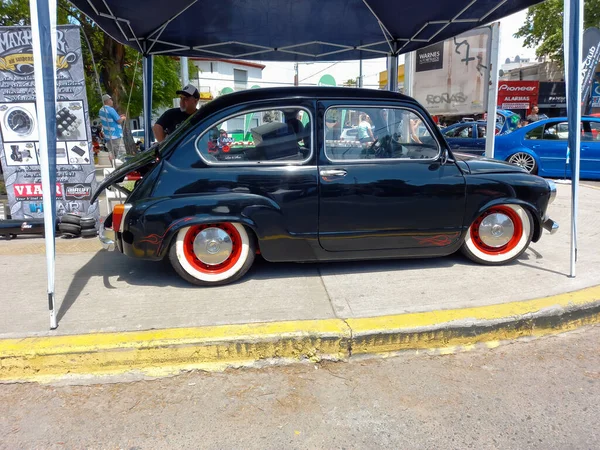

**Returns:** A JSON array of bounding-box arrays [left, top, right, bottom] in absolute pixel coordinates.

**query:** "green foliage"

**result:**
[[122, 53, 182, 118], [515, 0, 600, 62], [0, 0, 183, 120]]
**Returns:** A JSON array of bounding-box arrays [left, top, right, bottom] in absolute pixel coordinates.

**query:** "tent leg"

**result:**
[[484, 22, 501, 159], [143, 55, 154, 147], [564, 0, 583, 278], [29, 0, 58, 330], [387, 54, 398, 92]]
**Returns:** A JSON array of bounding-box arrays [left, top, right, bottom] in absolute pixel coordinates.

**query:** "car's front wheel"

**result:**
[[169, 222, 255, 286], [461, 204, 533, 265], [508, 152, 537, 174]]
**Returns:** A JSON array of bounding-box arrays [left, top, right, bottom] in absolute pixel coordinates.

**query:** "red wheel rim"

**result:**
[[470, 206, 523, 255], [182, 223, 242, 274]]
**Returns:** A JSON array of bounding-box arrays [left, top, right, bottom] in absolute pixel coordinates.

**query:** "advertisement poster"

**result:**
[[497, 80, 539, 111], [0, 25, 98, 220], [412, 26, 492, 116]]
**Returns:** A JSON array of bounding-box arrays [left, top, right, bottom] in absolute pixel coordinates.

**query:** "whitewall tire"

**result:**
[[461, 204, 533, 265], [169, 222, 255, 286]]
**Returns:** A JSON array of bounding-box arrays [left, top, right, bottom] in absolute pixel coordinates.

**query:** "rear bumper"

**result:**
[[99, 219, 116, 251]]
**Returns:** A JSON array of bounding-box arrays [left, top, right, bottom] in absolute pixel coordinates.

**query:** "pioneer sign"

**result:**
[[497, 81, 539, 111], [0, 25, 98, 220]]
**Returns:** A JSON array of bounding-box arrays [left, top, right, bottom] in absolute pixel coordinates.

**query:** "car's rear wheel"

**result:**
[[508, 152, 537, 174], [461, 204, 533, 265], [169, 222, 255, 286]]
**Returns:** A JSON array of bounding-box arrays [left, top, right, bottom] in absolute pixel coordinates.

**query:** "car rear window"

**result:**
[[195, 107, 313, 165]]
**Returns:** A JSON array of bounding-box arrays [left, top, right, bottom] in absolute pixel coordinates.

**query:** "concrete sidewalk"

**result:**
[[1, 184, 600, 382]]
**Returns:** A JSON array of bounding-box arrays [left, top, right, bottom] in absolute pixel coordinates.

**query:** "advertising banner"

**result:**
[[591, 75, 600, 107], [581, 27, 600, 112], [497, 80, 539, 111], [537, 82, 566, 107], [412, 26, 492, 116], [0, 25, 98, 220]]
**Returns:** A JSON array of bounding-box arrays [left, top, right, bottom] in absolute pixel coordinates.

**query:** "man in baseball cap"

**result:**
[[153, 84, 200, 142]]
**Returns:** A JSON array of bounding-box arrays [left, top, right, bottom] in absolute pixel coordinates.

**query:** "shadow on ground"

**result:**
[[57, 246, 562, 324]]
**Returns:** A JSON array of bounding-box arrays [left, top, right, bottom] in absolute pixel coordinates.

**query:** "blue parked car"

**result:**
[[442, 121, 502, 155], [494, 117, 600, 180]]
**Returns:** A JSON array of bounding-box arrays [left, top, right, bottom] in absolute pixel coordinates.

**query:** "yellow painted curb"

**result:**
[[1, 286, 599, 383], [0, 319, 351, 383], [348, 285, 600, 355]]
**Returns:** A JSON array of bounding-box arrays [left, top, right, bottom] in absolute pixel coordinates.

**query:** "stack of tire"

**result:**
[[58, 213, 97, 238]]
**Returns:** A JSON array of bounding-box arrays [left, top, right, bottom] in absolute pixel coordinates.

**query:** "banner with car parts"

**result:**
[[0, 25, 98, 220]]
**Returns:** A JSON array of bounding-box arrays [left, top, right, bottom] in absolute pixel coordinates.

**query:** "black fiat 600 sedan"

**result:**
[[93, 87, 558, 286]]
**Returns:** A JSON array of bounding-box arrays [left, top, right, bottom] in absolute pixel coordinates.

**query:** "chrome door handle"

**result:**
[[531, 145, 540, 149], [320, 169, 347, 177]]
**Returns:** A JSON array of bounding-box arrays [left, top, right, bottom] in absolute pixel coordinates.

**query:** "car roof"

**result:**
[[445, 121, 498, 128], [519, 116, 600, 129], [193, 86, 421, 122]]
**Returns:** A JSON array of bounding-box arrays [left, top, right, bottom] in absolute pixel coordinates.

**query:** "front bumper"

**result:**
[[543, 217, 559, 235], [99, 219, 116, 250]]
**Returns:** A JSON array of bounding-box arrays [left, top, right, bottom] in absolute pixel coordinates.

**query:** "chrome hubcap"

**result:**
[[478, 213, 515, 248], [192, 227, 233, 265], [509, 153, 535, 172]]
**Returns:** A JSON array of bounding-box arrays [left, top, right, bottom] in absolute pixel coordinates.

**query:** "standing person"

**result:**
[[526, 105, 541, 123], [153, 84, 200, 142], [357, 113, 375, 143], [99, 94, 126, 160]]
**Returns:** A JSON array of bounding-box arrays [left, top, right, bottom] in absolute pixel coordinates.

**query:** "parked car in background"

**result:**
[[92, 87, 558, 287], [441, 121, 502, 155], [340, 127, 359, 141], [494, 117, 600, 179], [131, 129, 145, 145]]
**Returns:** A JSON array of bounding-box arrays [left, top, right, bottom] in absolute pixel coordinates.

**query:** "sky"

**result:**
[[259, 9, 538, 89]]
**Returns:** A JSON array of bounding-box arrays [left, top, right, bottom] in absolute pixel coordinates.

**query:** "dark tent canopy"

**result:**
[[70, 0, 544, 60]]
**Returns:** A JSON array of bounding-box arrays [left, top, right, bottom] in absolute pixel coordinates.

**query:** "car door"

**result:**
[[521, 120, 567, 176], [443, 124, 474, 152], [317, 102, 466, 252], [581, 120, 600, 177]]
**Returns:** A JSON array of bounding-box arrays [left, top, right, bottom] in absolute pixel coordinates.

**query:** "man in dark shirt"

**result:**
[[153, 84, 199, 142]]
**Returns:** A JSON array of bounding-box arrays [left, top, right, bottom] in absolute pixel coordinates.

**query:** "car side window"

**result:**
[[477, 125, 486, 138], [324, 106, 440, 161], [542, 122, 566, 140], [582, 121, 600, 141], [195, 107, 312, 164], [444, 125, 470, 138], [525, 125, 544, 140]]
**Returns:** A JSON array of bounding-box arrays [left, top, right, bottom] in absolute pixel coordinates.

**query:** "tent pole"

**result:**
[[29, 0, 58, 329], [565, 0, 583, 278], [143, 55, 154, 147], [388, 54, 398, 92], [484, 22, 501, 159], [180, 56, 189, 87], [403, 52, 414, 96]]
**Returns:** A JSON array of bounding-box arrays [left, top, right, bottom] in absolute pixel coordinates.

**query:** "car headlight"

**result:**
[[547, 180, 557, 204]]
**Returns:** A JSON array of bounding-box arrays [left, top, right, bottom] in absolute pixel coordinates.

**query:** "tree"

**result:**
[[515, 0, 600, 62], [0, 0, 185, 122]]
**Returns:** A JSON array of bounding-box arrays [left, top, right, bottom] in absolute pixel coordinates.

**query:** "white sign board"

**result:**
[[412, 26, 492, 116]]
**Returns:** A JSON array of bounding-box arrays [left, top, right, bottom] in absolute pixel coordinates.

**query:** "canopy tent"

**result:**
[[69, 0, 544, 61], [31, 0, 584, 329]]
